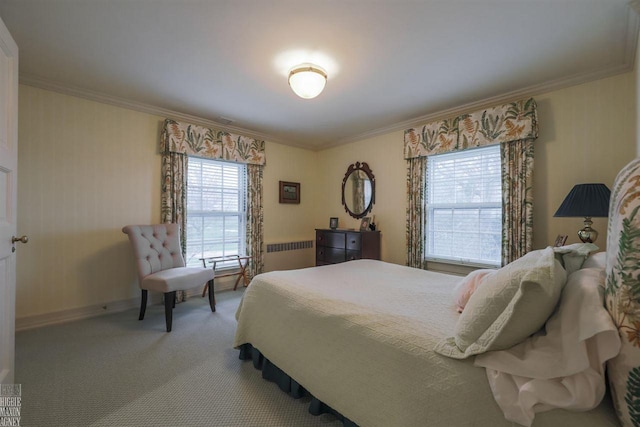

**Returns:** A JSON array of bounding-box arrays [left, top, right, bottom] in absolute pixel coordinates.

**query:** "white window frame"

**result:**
[[186, 157, 247, 269], [425, 145, 502, 268]]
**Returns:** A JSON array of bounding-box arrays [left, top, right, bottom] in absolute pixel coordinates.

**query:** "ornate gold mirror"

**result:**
[[341, 162, 375, 219]]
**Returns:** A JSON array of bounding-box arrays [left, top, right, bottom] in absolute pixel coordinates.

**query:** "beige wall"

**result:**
[[15, 85, 318, 320], [17, 86, 162, 319], [314, 132, 407, 266], [262, 141, 318, 271], [534, 72, 635, 249], [315, 72, 636, 267]]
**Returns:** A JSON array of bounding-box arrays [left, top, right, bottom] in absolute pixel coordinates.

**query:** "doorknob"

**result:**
[[11, 235, 28, 253], [12, 235, 28, 244]]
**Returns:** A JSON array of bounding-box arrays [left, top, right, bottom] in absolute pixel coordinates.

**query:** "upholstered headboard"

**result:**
[[605, 158, 640, 426]]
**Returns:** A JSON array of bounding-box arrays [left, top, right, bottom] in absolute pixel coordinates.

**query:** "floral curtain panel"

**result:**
[[406, 157, 428, 269], [160, 119, 266, 286], [403, 98, 538, 267], [160, 151, 189, 302], [246, 165, 264, 280], [501, 139, 534, 265]]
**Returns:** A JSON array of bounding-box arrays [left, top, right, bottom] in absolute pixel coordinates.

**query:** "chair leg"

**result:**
[[164, 291, 175, 332], [207, 279, 216, 312], [139, 290, 148, 320]]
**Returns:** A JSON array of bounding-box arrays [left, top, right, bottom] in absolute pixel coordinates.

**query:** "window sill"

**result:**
[[425, 259, 498, 276]]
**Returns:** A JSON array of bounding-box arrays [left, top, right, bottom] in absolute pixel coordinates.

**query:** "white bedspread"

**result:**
[[475, 268, 621, 426], [234, 260, 619, 427]]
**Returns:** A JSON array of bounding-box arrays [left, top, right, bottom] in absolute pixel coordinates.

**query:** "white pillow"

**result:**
[[435, 247, 567, 359], [553, 243, 599, 275], [582, 251, 606, 270]]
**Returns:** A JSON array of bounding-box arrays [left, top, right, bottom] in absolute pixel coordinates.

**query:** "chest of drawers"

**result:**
[[315, 229, 381, 266]]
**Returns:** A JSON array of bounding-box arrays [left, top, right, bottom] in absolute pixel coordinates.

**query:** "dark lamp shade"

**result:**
[[553, 183, 611, 218]]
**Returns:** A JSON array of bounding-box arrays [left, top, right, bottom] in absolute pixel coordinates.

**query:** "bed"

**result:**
[[234, 259, 618, 426], [234, 159, 640, 427]]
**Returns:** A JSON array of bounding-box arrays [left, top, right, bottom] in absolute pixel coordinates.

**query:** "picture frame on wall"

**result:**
[[330, 217, 338, 229], [279, 181, 300, 204], [359, 217, 371, 232]]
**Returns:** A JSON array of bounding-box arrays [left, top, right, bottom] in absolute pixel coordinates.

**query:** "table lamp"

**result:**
[[553, 183, 611, 243]]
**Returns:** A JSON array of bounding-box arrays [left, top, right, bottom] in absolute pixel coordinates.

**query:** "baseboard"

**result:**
[[15, 297, 140, 332], [15, 277, 243, 332]]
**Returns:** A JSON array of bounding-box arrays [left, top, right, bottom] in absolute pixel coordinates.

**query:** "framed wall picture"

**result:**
[[330, 217, 338, 229], [279, 181, 300, 204], [359, 216, 371, 231]]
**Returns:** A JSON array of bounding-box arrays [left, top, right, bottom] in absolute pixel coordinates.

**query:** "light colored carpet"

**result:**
[[15, 290, 342, 427]]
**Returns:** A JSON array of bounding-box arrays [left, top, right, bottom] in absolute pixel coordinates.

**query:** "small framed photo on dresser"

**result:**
[[329, 217, 338, 229], [554, 234, 568, 247], [359, 217, 371, 232]]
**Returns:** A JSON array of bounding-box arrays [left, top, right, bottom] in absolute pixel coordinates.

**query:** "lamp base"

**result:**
[[577, 217, 598, 243]]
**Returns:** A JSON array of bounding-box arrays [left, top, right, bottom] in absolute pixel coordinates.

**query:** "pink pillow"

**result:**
[[454, 269, 495, 313]]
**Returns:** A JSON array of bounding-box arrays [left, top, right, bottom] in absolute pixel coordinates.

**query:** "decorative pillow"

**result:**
[[453, 269, 495, 313], [553, 242, 599, 275], [604, 158, 640, 427], [583, 251, 606, 270], [435, 247, 567, 359]]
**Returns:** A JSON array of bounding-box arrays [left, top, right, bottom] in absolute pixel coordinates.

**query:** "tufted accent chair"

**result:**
[[122, 224, 215, 332]]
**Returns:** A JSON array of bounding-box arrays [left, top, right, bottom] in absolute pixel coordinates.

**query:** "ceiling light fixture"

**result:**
[[288, 64, 327, 99]]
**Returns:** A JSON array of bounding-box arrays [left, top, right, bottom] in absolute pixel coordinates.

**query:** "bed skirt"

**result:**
[[238, 343, 357, 427]]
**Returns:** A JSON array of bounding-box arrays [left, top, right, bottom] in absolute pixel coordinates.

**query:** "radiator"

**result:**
[[266, 240, 314, 253]]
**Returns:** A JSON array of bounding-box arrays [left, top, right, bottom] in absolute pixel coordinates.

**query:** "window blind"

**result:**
[[426, 145, 502, 266], [186, 157, 247, 268]]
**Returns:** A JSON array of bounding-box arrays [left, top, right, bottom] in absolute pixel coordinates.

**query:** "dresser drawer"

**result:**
[[325, 247, 347, 264], [346, 249, 361, 261], [326, 231, 346, 248], [317, 230, 346, 249], [317, 246, 347, 264], [346, 233, 361, 251]]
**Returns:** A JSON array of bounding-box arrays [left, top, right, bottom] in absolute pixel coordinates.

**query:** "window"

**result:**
[[426, 145, 502, 267], [186, 157, 246, 268]]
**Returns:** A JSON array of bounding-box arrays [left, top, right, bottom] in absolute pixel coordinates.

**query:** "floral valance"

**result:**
[[162, 119, 266, 166], [404, 98, 538, 159]]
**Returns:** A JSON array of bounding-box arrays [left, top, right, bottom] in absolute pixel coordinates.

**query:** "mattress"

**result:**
[[234, 259, 619, 426]]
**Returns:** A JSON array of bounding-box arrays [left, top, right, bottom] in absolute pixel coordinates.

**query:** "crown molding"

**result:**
[[18, 73, 287, 145]]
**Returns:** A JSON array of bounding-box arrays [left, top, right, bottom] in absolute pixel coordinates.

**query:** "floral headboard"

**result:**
[[605, 158, 640, 426]]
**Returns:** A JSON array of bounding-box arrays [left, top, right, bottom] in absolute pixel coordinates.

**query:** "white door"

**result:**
[[0, 15, 19, 384]]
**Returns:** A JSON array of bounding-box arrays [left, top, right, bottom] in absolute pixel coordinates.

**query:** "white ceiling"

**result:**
[[0, 0, 636, 150]]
